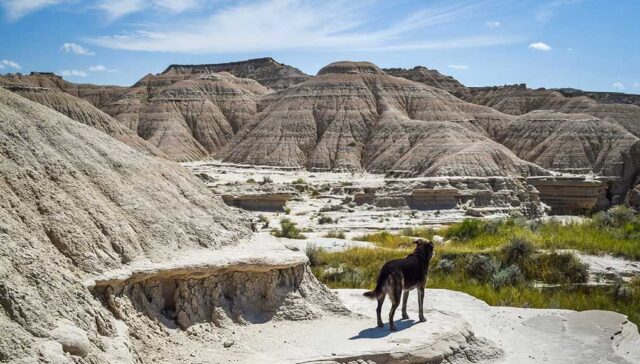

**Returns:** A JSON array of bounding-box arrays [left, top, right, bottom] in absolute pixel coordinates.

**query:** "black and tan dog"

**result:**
[[363, 239, 435, 331]]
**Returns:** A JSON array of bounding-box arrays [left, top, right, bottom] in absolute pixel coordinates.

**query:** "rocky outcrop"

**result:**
[[354, 176, 546, 217], [497, 111, 640, 202], [2, 84, 164, 157], [0, 87, 253, 361], [162, 57, 310, 90], [103, 72, 270, 161], [528, 176, 607, 214], [221, 193, 293, 211], [556, 88, 640, 107], [224, 61, 544, 178], [462, 84, 640, 139], [384, 66, 469, 97], [0, 72, 126, 109]]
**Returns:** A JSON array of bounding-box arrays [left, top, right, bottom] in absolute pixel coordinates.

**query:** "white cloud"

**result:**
[[96, 0, 201, 20], [88, 64, 106, 71], [612, 82, 625, 90], [2, 59, 21, 69], [90, 0, 521, 54], [59, 70, 88, 77], [448, 64, 469, 70], [0, 0, 65, 21], [61, 42, 95, 56], [88, 64, 117, 72], [633, 82, 639, 88], [485, 21, 500, 28], [529, 42, 552, 51]]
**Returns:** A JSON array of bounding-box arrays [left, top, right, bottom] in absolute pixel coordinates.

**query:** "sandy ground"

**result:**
[[338, 289, 640, 364], [155, 288, 640, 363]]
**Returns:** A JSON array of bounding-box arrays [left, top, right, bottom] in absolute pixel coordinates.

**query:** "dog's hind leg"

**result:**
[[417, 287, 426, 322], [376, 295, 385, 328], [401, 291, 410, 319], [388, 273, 402, 331]]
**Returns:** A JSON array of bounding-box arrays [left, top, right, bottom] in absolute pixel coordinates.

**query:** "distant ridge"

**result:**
[[162, 57, 310, 90]]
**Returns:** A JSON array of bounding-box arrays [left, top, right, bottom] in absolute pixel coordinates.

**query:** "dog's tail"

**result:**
[[363, 268, 389, 299], [363, 290, 378, 299]]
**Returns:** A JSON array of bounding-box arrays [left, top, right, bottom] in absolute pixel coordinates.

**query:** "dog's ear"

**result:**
[[413, 239, 424, 245]]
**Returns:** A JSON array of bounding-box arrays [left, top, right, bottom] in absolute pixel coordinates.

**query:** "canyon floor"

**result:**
[[171, 160, 640, 364]]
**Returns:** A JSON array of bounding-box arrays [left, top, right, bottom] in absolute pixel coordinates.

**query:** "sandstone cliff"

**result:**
[[103, 72, 270, 161], [497, 111, 640, 202], [383, 66, 469, 97], [224, 61, 543, 177], [0, 72, 126, 109], [462, 84, 640, 138], [162, 57, 310, 90]]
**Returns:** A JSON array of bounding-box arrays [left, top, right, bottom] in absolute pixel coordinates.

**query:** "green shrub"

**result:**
[[400, 227, 435, 239], [446, 219, 485, 241], [522, 252, 588, 284], [291, 178, 307, 185], [610, 206, 636, 227], [305, 244, 323, 266], [272, 218, 306, 239], [260, 176, 273, 185], [492, 265, 524, 289], [465, 254, 499, 283], [283, 206, 291, 215], [246, 178, 256, 183], [318, 215, 334, 225], [324, 230, 346, 239], [257, 215, 270, 229], [612, 278, 634, 302], [501, 237, 536, 266], [435, 258, 455, 274]]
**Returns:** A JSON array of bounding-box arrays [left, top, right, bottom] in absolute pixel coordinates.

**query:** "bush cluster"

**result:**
[[272, 218, 306, 239]]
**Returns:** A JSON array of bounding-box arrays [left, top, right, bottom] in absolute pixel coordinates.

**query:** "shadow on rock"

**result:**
[[349, 319, 417, 339]]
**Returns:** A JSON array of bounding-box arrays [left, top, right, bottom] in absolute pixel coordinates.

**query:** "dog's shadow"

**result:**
[[349, 319, 417, 340]]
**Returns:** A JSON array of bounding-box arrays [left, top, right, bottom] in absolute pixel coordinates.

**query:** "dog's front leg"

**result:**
[[417, 287, 426, 322], [401, 291, 409, 319]]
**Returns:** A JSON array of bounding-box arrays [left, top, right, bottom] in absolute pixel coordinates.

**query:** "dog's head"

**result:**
[[413, 239, 435, 262]]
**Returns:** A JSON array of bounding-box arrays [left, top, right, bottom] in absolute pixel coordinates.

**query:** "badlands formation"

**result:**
[[1, 58, 640, 363]]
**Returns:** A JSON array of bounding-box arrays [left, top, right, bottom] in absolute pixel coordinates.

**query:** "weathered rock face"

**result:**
[[162, 57, 310, 90], [1, 84, 164, 157], [497, 111, 640, 202], [0, 87, 253, 361], [556, 88, 640, 107], [103, 72, 270, 161], [0, 72, 127, 109], [383, 66, 469, 97], [225, 61, 543, 178], [221, 193, 293, 211], [528, 176, 608, 214], [354, 176, 547, 218], [461, 84, 640, 138]]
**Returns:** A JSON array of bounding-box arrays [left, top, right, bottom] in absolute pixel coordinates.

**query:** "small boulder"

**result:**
[[36, 340, 70, 364], [432, 235, 446, 245], [49, 321, 90, 357]]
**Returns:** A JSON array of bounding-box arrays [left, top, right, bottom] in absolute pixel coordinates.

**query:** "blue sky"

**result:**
[[0, 0, 638, 92]]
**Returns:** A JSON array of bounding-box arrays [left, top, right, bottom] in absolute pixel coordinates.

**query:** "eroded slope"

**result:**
[[0, 87, 252, 361], [225, 61, 543, 177]]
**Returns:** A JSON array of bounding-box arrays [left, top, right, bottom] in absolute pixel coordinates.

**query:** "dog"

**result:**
[[363, 239, 435, 331]]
